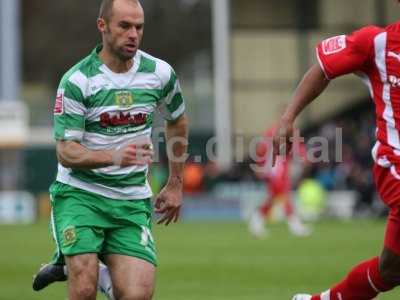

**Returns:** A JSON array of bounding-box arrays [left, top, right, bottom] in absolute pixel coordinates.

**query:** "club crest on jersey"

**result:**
[[54, 90, 64, 115], [115, 90, 133, 108], [322, 35, 346, 55], [63, 226, 77, 246]]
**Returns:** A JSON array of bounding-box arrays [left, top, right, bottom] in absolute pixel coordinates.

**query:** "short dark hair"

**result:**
[[99, 0, 115, 22], [99, 0, 141, 22]]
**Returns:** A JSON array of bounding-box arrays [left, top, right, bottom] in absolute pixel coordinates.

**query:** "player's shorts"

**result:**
[[373, 163, 400, 256], [266, 179, 290, 198], [49, 181, 157, 266]]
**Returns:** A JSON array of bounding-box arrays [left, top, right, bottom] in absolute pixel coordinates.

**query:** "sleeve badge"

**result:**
[[322, 35, 347, 55]]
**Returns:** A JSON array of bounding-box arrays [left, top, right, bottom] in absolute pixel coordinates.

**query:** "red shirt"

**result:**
[[316, 22, 400, 174]]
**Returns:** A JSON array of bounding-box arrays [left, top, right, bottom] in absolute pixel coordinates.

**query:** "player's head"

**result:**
[[97, 0, 144, 61]]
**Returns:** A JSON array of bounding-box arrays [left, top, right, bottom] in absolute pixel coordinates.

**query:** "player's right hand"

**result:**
[[112, 143, 154, 167], [272, 119, 294, 166]]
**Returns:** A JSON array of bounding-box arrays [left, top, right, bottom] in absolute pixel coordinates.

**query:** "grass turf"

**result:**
[[0, 219, 399, 299]]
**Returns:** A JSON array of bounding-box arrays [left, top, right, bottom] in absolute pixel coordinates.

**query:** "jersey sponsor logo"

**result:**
[[100, 111, 148, 128], [389, 75, 400, 88], [54, 90, 64, 115], [322, 35, 347, 55], [115, 90, 134, 108], [388, 51, 400, 63]]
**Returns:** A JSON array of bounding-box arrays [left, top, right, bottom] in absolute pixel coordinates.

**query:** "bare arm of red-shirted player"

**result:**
[[272, 64, 330, 165]]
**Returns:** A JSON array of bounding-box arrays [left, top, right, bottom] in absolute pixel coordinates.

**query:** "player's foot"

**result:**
[[32, 263, 67, 291], [288, 217, 312, 237], [292, 294, 312, 300], [248, 210, 267, 239], [98, 263, 115, 300]]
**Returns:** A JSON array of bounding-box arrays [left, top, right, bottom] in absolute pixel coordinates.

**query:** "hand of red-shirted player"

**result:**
[[272, 120, 294, 166]]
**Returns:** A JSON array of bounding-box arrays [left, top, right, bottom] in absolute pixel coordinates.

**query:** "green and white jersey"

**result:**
[[53, 45, 185, 200]]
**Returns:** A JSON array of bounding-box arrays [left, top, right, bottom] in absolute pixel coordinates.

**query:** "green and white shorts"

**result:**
[[49, 181, 157, 266]]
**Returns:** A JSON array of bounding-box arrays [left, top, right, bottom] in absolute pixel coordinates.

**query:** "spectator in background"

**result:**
[[183, 159, 204, 194]]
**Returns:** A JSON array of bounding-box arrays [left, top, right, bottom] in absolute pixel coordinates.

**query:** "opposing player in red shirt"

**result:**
[[248, 126, 310, 238], [273, 18, 400, 300]]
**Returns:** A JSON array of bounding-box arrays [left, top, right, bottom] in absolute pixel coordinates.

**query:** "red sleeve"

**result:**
[[316, 26, 382, 79]]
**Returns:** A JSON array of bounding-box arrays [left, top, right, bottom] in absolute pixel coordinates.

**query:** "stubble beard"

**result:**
[[104, 29, 136, 62], [111, 43, 135, 62]]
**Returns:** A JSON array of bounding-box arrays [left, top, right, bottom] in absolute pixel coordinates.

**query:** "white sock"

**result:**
[[98, 263, 115, 300]]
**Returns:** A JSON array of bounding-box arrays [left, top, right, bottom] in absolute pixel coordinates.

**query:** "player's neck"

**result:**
[[98, 46, 134, 74]]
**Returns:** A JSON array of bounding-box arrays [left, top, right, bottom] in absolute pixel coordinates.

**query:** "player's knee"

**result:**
[[379, 264, 400, 285], [71, 272, 97, 299], [75, 283, 97, 299], [379, 251, 400, 285], [113, 283, 154, 300]]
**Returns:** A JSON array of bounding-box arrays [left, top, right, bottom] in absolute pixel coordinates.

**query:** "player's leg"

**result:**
[[53, 224, 103, 300], [103, 224, 157, 300], [293, 240, 398, 300], [103, 198, 157, 299], [248, 181, 275, 238], [283, 192, 294, 218], [106, 255, 156, 300], [33, 259, 115, 300], [305, 210, 400, 300], [98, 262, 116, 300], [260, 180, 278, 218], [282, 193, 311, 236], [379, 246, 400, 287], [66, 254, 99, 300], [259, 196, 274, 217], [375, 203, 400, 288], [33, 196, 68, 291], [49, 182, 107, 299], [248, 197, 271, 238], [32, 262, 67, 291], [293, 164, 400, 299]]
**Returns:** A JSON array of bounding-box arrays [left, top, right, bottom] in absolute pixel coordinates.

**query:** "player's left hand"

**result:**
[[154, 178, 183, 226]]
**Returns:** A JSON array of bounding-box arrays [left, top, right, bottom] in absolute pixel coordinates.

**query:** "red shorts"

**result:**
[[266, 178, 290, 198], [373, 163, 400, 255]]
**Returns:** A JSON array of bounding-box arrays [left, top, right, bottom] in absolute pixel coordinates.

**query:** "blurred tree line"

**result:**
[[22, 0, 211, 87]]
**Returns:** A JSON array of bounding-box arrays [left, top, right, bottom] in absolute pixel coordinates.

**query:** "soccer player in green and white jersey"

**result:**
[[33, 0, 188, 299]]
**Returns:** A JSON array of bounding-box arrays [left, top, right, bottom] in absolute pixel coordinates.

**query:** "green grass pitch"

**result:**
[[1, 219, 399, 299]]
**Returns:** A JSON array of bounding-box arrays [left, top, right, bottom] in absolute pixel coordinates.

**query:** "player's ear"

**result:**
[[97, 18, 107, 34]]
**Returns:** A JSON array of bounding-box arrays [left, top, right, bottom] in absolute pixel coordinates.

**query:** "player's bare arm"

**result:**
[[273, 64, 329, 162], [155, 114, 189, 225], [56, 140, 154, 169]]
